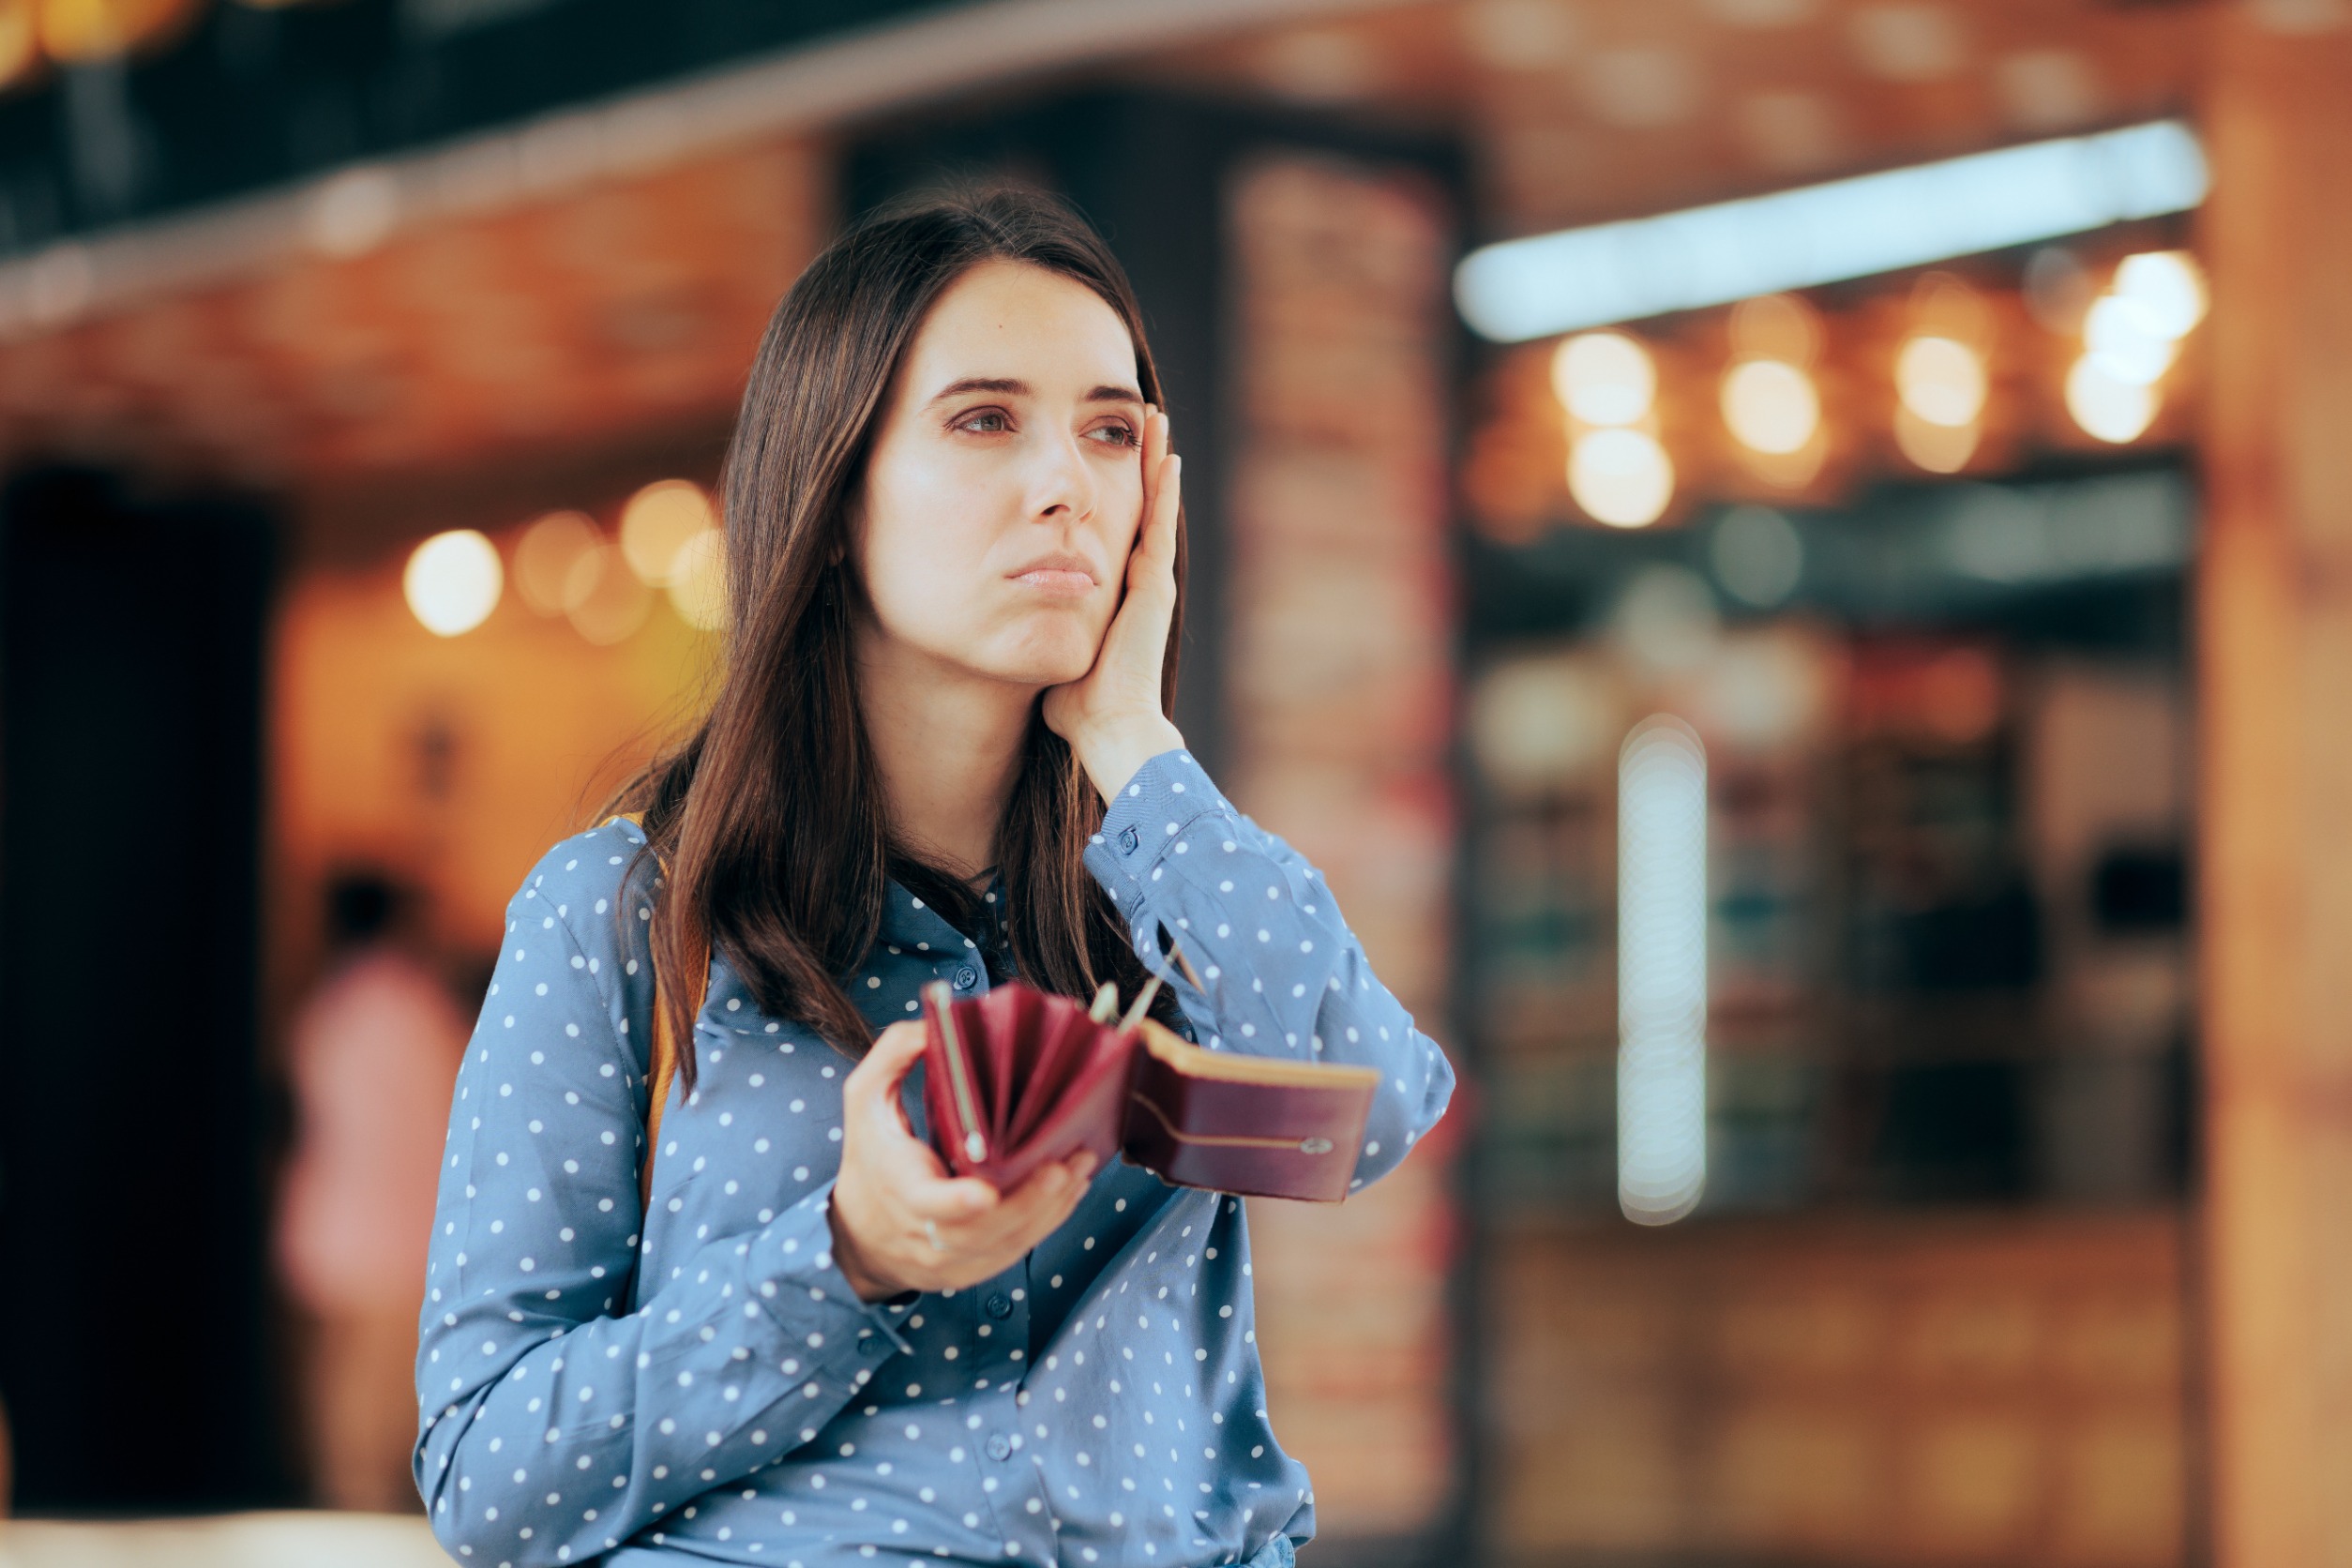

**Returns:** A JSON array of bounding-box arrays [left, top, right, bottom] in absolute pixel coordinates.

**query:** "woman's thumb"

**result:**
[[850, 1020, 928, 1113]]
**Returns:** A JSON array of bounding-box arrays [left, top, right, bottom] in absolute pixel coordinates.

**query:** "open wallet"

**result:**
[[918, 976, 1380, 1202]]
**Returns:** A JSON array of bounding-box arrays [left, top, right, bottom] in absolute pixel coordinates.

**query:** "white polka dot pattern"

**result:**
[[415, 750, 1453, 1567]]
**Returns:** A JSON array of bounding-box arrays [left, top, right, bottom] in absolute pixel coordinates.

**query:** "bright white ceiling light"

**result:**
[[404, 530, 504, 637], [1552, 331, 1656, 426], [1894, 335, 1987, 427], [1455, 119, 2208, 341], [2066, 355, 2158, 443], [1721, 359, 1819, 454], [1570, 428, 1675, 527], [2112, 249, 2207, 340]]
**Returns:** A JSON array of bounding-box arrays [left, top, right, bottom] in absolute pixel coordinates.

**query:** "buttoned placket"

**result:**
[[957, 1377, 1058, 1561], [878, 888, 1065, 1562]]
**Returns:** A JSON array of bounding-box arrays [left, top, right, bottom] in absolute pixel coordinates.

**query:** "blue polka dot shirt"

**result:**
[[415, 749, 1455, 1567]]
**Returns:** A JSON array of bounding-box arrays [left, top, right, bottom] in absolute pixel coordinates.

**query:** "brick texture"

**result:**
[[1221, 150, 1461, 1544]]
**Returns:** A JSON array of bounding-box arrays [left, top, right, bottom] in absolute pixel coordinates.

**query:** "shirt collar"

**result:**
[[875, 871, 1005, 959]]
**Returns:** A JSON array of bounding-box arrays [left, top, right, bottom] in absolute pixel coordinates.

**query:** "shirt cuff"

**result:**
[[1087, 748, 1229, 897]]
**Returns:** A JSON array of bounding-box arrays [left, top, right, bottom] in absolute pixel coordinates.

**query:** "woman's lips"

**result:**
[[1010, 567, 1096, 596]]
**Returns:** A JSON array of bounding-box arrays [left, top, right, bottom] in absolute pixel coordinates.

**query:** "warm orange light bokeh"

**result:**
[[274, 556, 719, 958]]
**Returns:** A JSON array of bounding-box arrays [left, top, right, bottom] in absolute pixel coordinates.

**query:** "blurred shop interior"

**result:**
[[0, 2, 2348, 1567]]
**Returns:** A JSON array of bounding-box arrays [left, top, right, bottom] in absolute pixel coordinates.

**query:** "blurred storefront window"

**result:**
[[1460, 279, 2197, 1560]]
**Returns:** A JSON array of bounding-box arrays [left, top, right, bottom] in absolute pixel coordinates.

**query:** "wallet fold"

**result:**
[[919, 980, 1379, 1203]]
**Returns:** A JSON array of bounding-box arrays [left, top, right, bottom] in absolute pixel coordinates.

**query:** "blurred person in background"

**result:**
[[277, 870, 467, 1513]]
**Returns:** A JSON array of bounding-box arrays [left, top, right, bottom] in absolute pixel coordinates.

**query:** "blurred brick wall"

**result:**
[[1220, 151, 1462, 1545], [0, 141, 817, 498]]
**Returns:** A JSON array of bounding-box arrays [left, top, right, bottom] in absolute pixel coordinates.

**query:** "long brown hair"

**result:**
[[610, 188, 1184, 1092]]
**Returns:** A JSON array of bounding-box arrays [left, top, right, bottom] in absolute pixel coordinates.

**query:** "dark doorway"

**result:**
[[0, 469, 286, 1510]]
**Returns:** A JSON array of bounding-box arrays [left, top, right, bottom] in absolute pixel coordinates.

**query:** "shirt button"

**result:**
[[954, 964, 978, 989], [984, 1292, 1013, 1320], [985, 1433, 1013, 1462], [1118, 826, 1140, 854]]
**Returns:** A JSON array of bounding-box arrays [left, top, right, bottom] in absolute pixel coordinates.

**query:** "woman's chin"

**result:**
[[975, 628, 1103, 690]]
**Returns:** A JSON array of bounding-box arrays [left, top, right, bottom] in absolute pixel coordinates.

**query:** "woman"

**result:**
[[415, 188, 1455, 1568]]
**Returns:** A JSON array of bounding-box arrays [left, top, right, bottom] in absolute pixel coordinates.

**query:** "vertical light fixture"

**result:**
[[1618, 716, 1709, 1225]]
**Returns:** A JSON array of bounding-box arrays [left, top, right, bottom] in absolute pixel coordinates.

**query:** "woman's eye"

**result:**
[[1087, 423, 1139, 446], [957, 410, 1010, 434]]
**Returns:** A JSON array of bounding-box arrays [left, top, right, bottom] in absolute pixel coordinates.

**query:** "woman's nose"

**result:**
[[1030, 428, 1097, 522]]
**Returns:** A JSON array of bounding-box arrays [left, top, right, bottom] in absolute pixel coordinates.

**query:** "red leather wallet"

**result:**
[[919, 979, 1379, 1203]]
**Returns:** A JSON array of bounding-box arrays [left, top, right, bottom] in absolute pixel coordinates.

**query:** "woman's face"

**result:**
[[852, 259, 1148, 690]]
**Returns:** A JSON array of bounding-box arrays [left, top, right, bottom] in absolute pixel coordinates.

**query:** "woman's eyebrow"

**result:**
[[928, 376, 1030, 404], [926, 378, 1143, 407]]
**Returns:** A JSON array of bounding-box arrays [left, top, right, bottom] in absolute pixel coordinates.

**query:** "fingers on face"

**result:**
[[1141, 410, 1174, 513], [1157, 453, 1183, 538], [1134, 452, 1180, 580]]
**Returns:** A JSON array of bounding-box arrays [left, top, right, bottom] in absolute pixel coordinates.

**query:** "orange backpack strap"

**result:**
[[606, 813, 709, 1214]]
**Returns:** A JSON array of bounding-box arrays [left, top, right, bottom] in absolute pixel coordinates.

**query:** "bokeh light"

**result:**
[[1894, 335, 1986, 428], [1570, 428, 1675, 528], [1551, 331, 1656, 426], [1612, 565, 1721, 673], [2066, 354, 2158, 444], [666, 528, 729, 631], [2084, 294, 2178, 385], [565, 541, 654, 644], [1728, 292, 1823, 369], [38, 0, 194, 65], [513, 510, 601, 617], [2113, 249, 2208, 340], [1894, 407, 1980, 473], [1711, 505, 1804, 607], [620, 478, 716, 586], [2062, 249, 2199, 445], [402, 530, 504, 637], [0, 5, 37, 89], [1469, 654, 1621, 793], [1720, 358, 1819, 455]]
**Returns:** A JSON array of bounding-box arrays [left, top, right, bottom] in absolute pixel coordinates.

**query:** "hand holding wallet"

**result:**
[[919, 976, 1379, 1203]]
